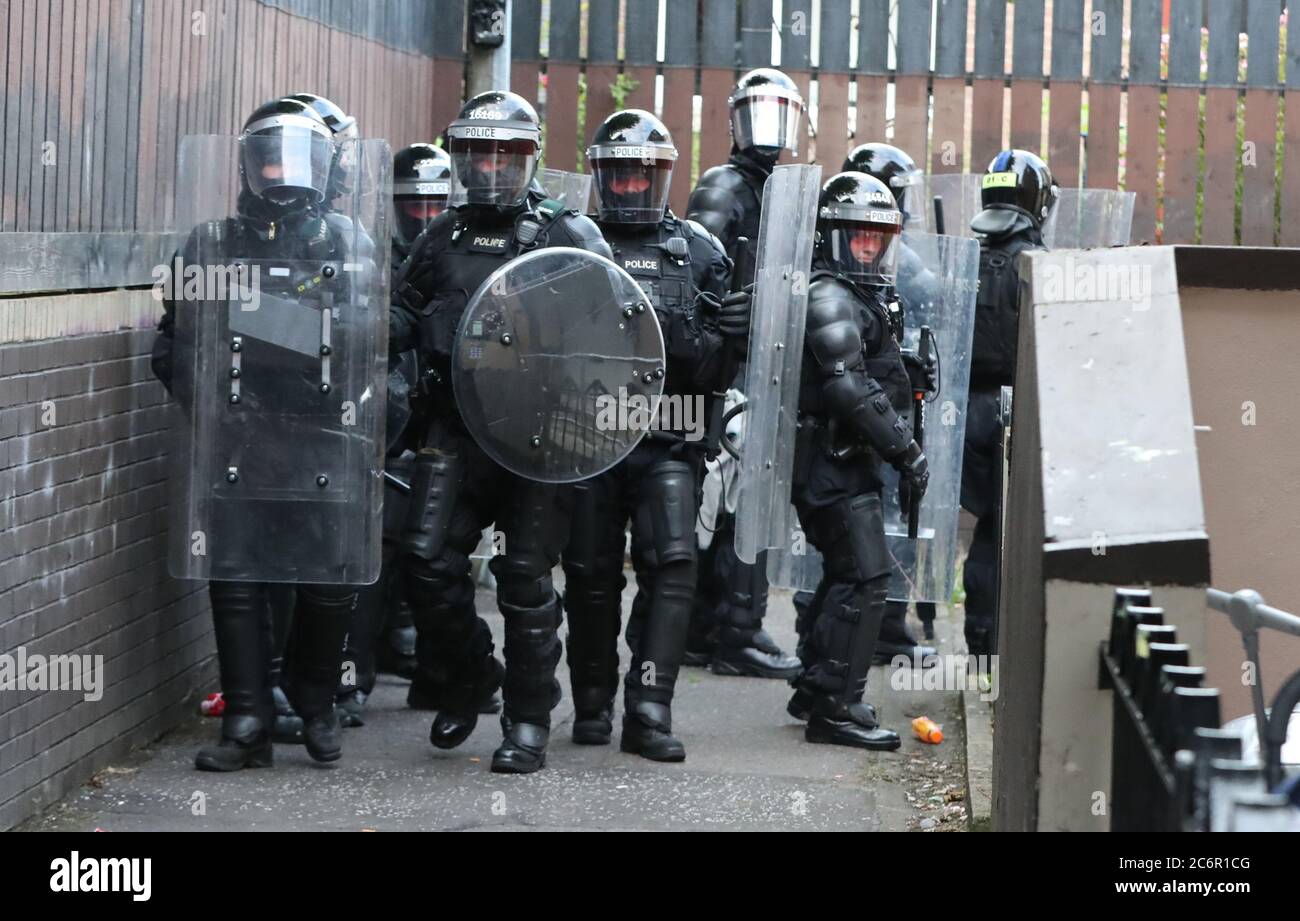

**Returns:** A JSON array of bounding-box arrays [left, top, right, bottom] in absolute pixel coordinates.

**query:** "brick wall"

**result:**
[[0, 291, 215, 830]]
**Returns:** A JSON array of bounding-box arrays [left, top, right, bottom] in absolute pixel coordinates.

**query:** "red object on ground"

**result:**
[[200, 693, 225, 717]]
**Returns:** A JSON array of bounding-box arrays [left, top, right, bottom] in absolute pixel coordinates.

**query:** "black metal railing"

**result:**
[[1099, 587, 1300, 832]]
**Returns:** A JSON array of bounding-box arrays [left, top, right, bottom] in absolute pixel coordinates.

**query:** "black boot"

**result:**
[[430, 655, 504, 749], [491, 598, 563, 773], [711, 626, 803, 679], [196, 582, 274, 772], [710, 549, 801, 679], [491, 718, 551, 773], [287, 585, 354, 763], [378, 600, 419, 680], [874, 602, 937, 666], [562, 574, 622, 746], [271, 683, 304, 744], [195, 714, 274, 772], [265, 585, 304, 744], [805, 693, 900, 750], [620, 701, 685, 762], [571, 690, 614, 746], [786, 685, 876, 724], [337, 567, 383, 728]]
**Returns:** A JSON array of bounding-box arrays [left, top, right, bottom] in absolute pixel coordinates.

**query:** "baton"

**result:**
[[933, 196, 946, 236], [908, 326, 933, 540], [704, 236, 751, 461]]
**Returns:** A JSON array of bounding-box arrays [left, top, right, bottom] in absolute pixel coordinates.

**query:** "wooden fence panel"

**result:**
[[1046, 0, 1084, 188], [1009, 0, 1045, 154], [815, 0, 853, 170], [1125, 0, 1163, 243], [662, 0, 697, 212], [697, 0, 737, 174], [855, 0, 889, 145], [930, 0, 968, 175], [1241, 0, 1281, 246], [1163, 0, 1204, 244], [970, 0, 1007, 170]]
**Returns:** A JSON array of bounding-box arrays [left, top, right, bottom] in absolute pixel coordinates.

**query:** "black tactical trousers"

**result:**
[[210, 580, 353, 725], [791, 492, 891, 700], [400, 424, 570, 726], [960, 387, 1004, 650], [562, 444, 700, 714]]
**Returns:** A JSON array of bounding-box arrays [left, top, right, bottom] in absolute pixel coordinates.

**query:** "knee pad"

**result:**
[[812, 493, 890, 583], [634, 460, 699, 568]]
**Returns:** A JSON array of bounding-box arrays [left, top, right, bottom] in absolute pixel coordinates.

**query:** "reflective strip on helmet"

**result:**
[[395, 180, 451, 196], [729, 84, 805, 108], [890, 170, 924, 188], [982, 171, 1018, 189], [242, 113, 332, 138], [447, 120, 540, 143], [585, 143, 678, 162], [818, 203, 903, 226]]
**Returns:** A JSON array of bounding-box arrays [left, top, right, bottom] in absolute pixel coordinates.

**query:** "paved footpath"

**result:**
[[20, 585, 969, 832]]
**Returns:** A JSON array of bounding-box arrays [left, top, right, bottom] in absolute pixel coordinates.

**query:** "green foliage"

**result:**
[[610, 72, 640, 110]]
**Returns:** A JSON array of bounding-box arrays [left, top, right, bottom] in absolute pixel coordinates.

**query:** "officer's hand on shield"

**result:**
[[901, 350, 938, 395], [716, 284, 753, 339], [893, 441, 930, 514]]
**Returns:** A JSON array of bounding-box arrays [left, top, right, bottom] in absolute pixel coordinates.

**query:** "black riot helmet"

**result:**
[[393, 143, 452, 248], [729, 68, 804, 162], [288, 93, 358, 201], [446, 91, 541, 209], [973, 149, 1058, 236], [842, 143, 924, 226], [586, 109, 677, 225], [815, 172, 904, 289], [238, 98, 334, 210]]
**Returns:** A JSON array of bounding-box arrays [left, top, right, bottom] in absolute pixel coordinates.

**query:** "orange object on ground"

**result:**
[[912, 716, 943, 744]]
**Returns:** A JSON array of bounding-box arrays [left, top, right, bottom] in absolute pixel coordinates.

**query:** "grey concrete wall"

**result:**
[[994, 247, 1211, 832], [1176, 250, 1300, 719], [0, 290, 215, 830]]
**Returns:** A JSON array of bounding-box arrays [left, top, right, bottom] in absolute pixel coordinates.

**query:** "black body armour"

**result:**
[[971, 231, 1039, 389], [684, 153, 768, 286], [389, 191, 611, 423], [600, 215, 730, 428], [796, 271, 911, 494]]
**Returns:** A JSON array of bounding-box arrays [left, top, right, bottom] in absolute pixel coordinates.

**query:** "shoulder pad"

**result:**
[[536, 198, 567, 221], [695, 163, 748, 194]]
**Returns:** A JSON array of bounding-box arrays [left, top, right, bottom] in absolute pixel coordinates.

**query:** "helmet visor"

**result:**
[[589, 156, 675, 224], [825, 218, 902, 287], [394, 191, 449, 248], [731, 93, 803, 155], [240, 128, 333, 205], [448, 135, 539, 207], [889, 168, 926, 226]]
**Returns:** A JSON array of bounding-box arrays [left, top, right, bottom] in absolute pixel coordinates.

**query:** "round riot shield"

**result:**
[[452, 247, 665, 483]]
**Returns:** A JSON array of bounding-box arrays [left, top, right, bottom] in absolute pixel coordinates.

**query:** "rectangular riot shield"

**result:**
[[1042, 189, 1135, 248], [166, 134, 391, 584], [538, 168, 594, 213], [732, 163, 823, 565], [876, 231, 979, 602]]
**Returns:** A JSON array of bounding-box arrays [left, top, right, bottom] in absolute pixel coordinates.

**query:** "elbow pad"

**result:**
[[822, 373, 912, 460]]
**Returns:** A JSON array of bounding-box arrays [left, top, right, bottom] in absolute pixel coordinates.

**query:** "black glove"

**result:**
[[893, 441, 929, 510], [716, 285, 752, 339], [901, 350, 938, 395]]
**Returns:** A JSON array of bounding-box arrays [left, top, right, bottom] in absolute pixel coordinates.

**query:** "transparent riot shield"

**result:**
[[451, 247, 665, 483], [879, 231, 979, 602], [924, 173, 983, 238], [1041, 188, 1135, 248], [166, 135, 391, 584], [538, 168, 594, 213], [732, 163, 823, 564]]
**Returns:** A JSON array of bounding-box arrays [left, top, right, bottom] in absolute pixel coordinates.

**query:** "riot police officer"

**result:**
[[962, 150, 1056, 656], [785, 173, 930, 750], [841, 142, 940, 657], [152, 98, 367, 769], [683, 67, 804, 679], [393, 142, 452, 264], [389, 91, 611, 774], [561, 110, 744, 760], [332, 142, 460, 728]]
